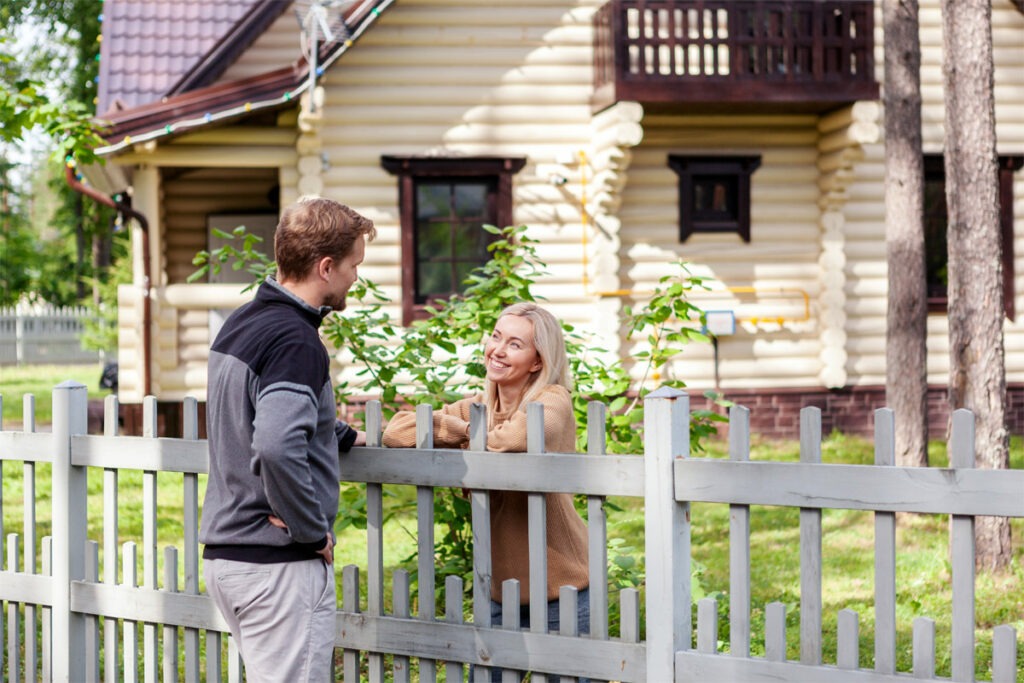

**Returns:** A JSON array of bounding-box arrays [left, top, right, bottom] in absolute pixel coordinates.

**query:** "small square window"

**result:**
[[668, 155, 761, 242]]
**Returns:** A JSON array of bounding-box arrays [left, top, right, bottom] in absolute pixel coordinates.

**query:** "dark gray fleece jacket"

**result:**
[[200, 277, 356, 563]]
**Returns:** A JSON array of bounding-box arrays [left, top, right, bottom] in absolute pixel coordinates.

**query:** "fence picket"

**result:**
[[84, 540, 100, 683], [42, 536, 52, 681], [164, 547, 180, 683], [728, 404, 751, 658], [873, 408, 897, 674], [23, 393, 38, 682], [7, 533, 21, 683], [393, 570, 411, 683], [620, 588, 639, 644], [343, 564, 361, 683], [469, 402, 493, 682], [697, 597, 717, 654], [182, 397, 201, 683], [526, 402, 548, 683], [365, 402, 385, 683], [227, 636, 242, 682], [104, 394, 121, 683], [142, 397, 159, 683], [765, 601, 786, 662], [501, 579, 521, 683], [799, 406, 823, 665], [205, 630, 222, 683], [950, 409, 976, 683], [124, 541, 140, 683], [912, 616, 935, 679], [837, 608, 858, 669], [992, 624, 1016, 683], [586, 401, 610, 647], [559, 585, 579, 683], [412, 402, 438, 682], [445, 575, 465, 683]]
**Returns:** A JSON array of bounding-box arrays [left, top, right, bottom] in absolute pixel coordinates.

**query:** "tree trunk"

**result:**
[[941, 0, 1011, 571], [883, 0, 928, 468]]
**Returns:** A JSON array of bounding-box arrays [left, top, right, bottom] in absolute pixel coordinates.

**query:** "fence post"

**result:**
[[643, 386, 690, 681], [51, 380, 88, 682]]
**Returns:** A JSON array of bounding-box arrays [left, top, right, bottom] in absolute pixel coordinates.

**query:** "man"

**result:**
[[200, 197, 375, 682]]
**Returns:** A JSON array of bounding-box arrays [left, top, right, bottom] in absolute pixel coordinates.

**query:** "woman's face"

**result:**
[[484, 314, 543, 392]]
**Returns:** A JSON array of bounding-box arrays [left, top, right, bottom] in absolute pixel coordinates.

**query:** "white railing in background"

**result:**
[[0, 304, 101, 365], [0, 382, 1021, 682]]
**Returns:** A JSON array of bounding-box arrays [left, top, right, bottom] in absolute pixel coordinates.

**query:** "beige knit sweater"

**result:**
[[381, 384, 590, 603]]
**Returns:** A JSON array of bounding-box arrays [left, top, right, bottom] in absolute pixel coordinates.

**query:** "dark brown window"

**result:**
[[924, 155, 1022, 319], [382, 155, 526, 325], [668, 155, 761, 242]]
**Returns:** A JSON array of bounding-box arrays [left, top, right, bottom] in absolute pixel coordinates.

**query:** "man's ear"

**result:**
[[316, 256, 334, 281]]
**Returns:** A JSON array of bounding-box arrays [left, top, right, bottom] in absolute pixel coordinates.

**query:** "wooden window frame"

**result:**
[[668, 155, 761, 242], [381, 155, 526, 325], [924, 154, 1022, 320]]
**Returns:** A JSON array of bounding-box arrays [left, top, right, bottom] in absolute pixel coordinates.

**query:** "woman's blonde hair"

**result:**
[[483, 302, 572, 421]]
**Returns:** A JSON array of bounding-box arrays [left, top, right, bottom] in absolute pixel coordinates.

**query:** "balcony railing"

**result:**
[[592, 0, 879, 113]]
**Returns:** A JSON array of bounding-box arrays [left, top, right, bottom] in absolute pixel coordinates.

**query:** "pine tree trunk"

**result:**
[[941, 0, 1011, 571], [883, 0, 928, 468]]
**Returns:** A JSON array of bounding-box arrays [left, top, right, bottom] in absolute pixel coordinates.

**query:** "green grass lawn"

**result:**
[[2, 424, 1023, 680], [0, 362, 108, 427]]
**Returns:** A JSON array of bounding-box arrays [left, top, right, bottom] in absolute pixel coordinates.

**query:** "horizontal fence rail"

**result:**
[[0, 383, 1021, 681]]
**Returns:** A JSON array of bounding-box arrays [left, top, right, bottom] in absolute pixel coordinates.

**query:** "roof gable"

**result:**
[[96, 0, 266, 115]]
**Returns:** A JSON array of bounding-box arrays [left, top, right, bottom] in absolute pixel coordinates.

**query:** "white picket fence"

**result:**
[[0, 382, 1022, 682], [0, 304, 100, 365]]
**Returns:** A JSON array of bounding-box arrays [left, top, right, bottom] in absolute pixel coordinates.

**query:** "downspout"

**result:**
[[65, 165, 152, 397]]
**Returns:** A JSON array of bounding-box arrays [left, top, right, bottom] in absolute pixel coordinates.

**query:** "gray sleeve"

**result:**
[[251, 382, 329, 544]]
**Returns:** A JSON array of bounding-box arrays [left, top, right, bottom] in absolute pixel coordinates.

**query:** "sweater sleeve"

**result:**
[[382, 398, 474, 448], [485, 386, 576, 453]]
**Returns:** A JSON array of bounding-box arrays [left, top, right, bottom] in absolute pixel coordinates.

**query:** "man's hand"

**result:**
[[353, 430, 366, 446], [268, 514, 287, 529], [317, 534, 335, 563]]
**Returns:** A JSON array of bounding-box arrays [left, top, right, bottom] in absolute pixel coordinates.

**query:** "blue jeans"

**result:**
[[482, 587, 591, 683]]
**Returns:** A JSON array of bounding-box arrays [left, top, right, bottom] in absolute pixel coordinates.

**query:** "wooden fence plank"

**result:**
[[873, 408, 896, 675], [697, 598, 717, 654], [413, 402, 438, 682], [346, 447, 644, 496], [104, 394, 121, 683], [949, 409, 975, 683], [42, 536, 52, 681], [675, 649, 913, 682], [799, 407, 822, 666], [142, 397, 159, 683], [586, 401, 610, 645], [992, 624, 1016, 683], [527, 404, 549, 655], [559, 586, 579, 683], [72, 435, 210, 473], [911, 616, 935, 679], [445, 575, 465, 683], [765, 601, 786, 662], [643, 387, 690, 682], [469, 403, 493, 683], [182, 397, 201, 683], [7, 533, 21, 683], [0, 431, 53, 462], [84, 540, 99, 683], [673, 460, 1024, 515], [124, 542, 140, 683], [164, 547, 180, 683], [393, 570, 410, 683], [206, 630, 222, 683], [501, 579, 521, 683], [342, 564, 361, 683], [335, 611, 647, 682], [22, 395, 38, 682], [729, 404, 751, 658], [836, 609, 858, 669]]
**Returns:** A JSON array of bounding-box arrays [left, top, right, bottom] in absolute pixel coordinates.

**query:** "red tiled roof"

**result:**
[[96, 0, 269, 115]]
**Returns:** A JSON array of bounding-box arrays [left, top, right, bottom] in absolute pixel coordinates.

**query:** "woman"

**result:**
[[382, 302, 590, 673]]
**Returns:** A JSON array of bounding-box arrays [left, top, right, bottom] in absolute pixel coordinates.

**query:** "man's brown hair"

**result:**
[[274, 197, 376, 280]]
